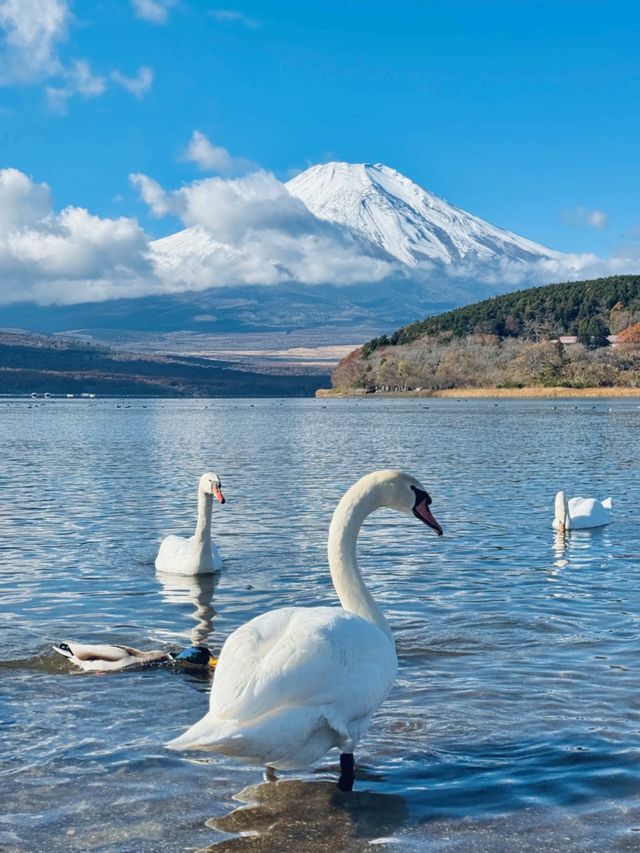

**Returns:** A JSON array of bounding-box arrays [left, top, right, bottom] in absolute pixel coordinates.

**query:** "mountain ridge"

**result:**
[[1, 161, 584, 352], [285, 161, 561, 268]]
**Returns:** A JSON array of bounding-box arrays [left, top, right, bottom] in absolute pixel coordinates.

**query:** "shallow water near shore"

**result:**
[[1, 396, 639, 852]]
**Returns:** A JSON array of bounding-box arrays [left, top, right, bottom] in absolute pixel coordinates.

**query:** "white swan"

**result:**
[[155, 472, 225, 575], [167, 470, 443, 791], [553, 490, 613, 531]]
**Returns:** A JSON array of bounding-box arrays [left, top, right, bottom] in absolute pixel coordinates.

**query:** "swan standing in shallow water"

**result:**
[[167, 470, 443, 791], [553, 490, 612, 531], [155, 473, 225, 575]]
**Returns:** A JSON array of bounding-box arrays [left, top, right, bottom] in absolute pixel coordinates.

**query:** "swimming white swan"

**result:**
[[167, 470, 443, 791], [553, 490, 613, 531], [155, 473, 225, 575]]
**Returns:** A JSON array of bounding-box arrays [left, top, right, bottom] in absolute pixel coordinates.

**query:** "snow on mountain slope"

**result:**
[[148, 162, 565, 297], [286, 162, 562, 267], [151, 226, 245, 272]]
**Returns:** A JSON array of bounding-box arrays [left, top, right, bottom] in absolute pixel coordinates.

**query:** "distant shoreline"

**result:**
[[317, 386, 640, 399]]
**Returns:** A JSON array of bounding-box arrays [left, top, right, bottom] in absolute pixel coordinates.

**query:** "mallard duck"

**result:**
[[53, 642, 217, 672], [53, 641, 171, 672]]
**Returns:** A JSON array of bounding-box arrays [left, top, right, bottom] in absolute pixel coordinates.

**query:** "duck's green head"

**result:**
[[172, 646, 217, 668]]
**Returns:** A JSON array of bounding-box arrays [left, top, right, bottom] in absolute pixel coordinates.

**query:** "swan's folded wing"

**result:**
[[568, 497, 597, 517], [209, 607, 397, 726], [156, 534, 196, 566]]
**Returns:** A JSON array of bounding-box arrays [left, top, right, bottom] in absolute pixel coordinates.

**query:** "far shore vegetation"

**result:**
[[331, 275, 640, 394]]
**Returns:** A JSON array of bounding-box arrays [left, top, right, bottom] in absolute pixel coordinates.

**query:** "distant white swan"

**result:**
[[553, 490, 613, 531], [167, 470, 443, 791], [155, 473, 225, 575]]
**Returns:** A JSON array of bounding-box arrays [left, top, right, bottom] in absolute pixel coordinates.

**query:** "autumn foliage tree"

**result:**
[[618, 322, 640, 346], [332, 347, 369, 389]]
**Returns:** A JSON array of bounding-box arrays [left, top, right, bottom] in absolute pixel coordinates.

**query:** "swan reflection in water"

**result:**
[[551, 524, 615, 574], [155, 570, 217, 647], [552, 530, 569, 569], [203, 778, 408, 852]]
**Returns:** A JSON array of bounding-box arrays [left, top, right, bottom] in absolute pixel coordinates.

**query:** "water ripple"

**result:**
[[0, 396, 639, 852]]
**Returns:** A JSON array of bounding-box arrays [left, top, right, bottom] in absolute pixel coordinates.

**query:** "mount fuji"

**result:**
[[4, 162, 570, 350], [285, 161, 561, 268]]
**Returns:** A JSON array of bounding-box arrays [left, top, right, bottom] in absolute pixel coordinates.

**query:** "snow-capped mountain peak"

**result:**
[[286, 161, 561, 267]]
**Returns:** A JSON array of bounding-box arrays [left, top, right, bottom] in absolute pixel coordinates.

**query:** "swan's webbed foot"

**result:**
[[337, 753, 355, 792], [264, 765, 277, 783]]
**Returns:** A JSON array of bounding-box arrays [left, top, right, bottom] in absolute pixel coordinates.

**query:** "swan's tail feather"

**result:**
[[166, 713, 237, 752], [602, 497, 613, 510], [166, 706, 341, 769]]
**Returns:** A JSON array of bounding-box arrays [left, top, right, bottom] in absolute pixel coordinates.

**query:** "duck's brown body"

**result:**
[[53, 641, 171, 672]]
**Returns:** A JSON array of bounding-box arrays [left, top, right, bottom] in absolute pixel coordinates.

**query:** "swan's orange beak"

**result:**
[[413, 500, 443, 535], [212, 485, 225, 504]]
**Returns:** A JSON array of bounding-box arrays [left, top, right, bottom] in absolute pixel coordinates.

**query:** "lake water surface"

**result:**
[[1, 396, 639, 852]]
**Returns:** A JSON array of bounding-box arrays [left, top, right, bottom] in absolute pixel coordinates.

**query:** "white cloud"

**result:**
[[442, 249, 640, 294], [132, 168, 398, 287], [131, 0, 174, 24], [183, 130, 252, 175], [0, 168, 155, 304], [0, 163, 636, 309], [0, 168, 51, 227], [561, 205, 609, 230], [0, 1, 152, 108], [210, 8, 259, 29], [129, 173, 170, 217], [0, 0, 69, 83], [111, 66, 153, 98], [46, 59, 106, 112], [0, 165, 395, 306]]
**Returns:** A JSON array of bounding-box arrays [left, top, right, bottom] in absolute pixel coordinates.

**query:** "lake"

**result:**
[[1, 396, 639, 852]]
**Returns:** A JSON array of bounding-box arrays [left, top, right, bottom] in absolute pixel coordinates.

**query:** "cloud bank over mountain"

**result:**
[[0, 148, 637, 307]]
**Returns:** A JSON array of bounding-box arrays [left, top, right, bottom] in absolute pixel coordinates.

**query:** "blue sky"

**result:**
[[0, 0, 638, 305]]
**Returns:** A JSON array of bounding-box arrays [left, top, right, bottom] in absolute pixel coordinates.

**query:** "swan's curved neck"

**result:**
[[555, 491, 570, 530], [194, 489, 213, 554], [328, 480, 393, 642]]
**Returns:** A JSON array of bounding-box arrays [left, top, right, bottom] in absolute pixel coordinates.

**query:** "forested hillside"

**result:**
[[333, 276, 640, 392], [362, 275, 640, 355]]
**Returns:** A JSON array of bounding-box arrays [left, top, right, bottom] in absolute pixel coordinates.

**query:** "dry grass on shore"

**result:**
[[317, 386, 640, 399]]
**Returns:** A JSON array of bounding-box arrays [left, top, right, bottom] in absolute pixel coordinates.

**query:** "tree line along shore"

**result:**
[[329, 275, 640, 395]]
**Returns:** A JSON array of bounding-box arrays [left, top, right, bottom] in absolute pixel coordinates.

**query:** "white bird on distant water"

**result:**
[[166, 470, 443, 792], [155, 473, 225, 575], [553, 490, 613, 531]]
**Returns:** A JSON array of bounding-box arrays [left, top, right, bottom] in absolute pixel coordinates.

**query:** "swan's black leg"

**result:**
[[337, 753, 355, 792]]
